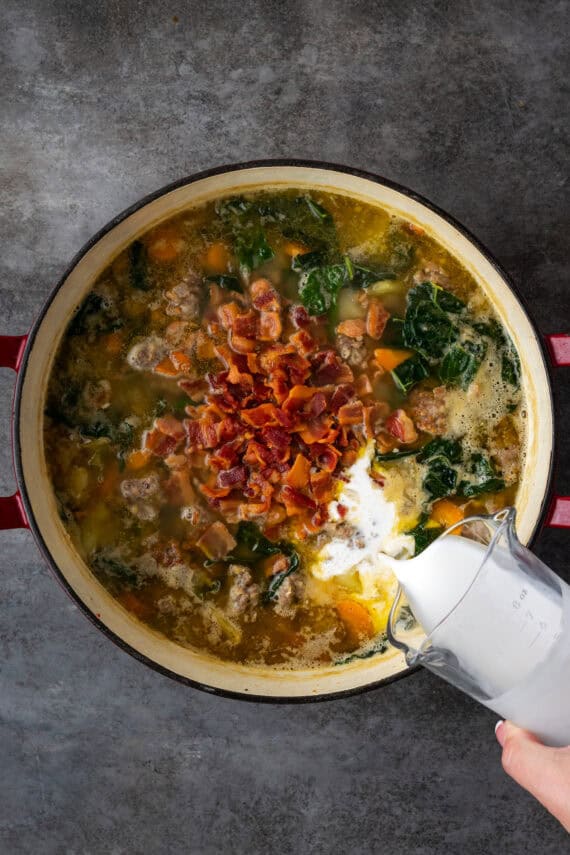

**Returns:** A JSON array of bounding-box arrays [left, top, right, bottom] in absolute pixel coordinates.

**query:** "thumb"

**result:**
[[496, 720, 570, 832]]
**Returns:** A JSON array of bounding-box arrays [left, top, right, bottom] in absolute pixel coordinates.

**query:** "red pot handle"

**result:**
[[545, 334, 570, 527], [546, 334, 570, 367], [0, 335, 29, 529]]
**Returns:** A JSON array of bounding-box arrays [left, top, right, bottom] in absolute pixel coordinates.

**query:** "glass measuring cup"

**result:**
[[387, 508, 570, 746]]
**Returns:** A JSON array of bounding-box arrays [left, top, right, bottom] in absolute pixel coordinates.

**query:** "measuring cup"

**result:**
[[387, 508, 570, 746]]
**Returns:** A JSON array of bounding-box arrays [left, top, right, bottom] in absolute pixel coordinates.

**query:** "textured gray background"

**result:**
[[1, 1, 569, 852]]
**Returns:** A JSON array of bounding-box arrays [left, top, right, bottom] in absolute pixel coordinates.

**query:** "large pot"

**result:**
[[3, 161, 569, 701]]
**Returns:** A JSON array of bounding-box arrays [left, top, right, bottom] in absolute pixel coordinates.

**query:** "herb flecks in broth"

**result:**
[[44, 189, 525, 667]]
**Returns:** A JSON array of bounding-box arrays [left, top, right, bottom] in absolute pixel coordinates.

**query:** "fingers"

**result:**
[[496, 720, 570, 833]]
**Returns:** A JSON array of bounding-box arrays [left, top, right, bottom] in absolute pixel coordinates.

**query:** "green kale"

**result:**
[[417, 438, 463, 465], [418, 437, 462, 500], [334, 634, 389, 666], [458, 453, 505, 498], [291, 250, 326, 272], [235, 521, 282, 557], [374, 447, 419, 462], [298, 263, 347, 315], [391, 353, 430, 394], [406, 513, 442, 554], [403, 297, 459, 360], [502, 349, 521, 388], [234, 229, 274, 275], [439, 339, 487, 389], [129, 240, 150, 291]]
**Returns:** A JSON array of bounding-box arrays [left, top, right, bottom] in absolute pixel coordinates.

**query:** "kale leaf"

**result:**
[[403, 297, 458, 360], [391, 353, 430, 394], [298, 263, 347, 315], [406, 514, 442, 554], [439, 339, 487, 389], [418, 437, 462, 500], [234, 229, 274, 275], [129, 240, 150, 291], [458, 453, 505, 497]]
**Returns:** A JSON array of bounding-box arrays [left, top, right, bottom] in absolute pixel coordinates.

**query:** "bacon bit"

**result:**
[[227, 362, 253, 385], [385, 409, 418, 444], [153, 356, 179, 376], [251, 278, 280, 311], [144, 427, 181, 457], [313, 350, 354, 385], [155, 415, 186, 440], [366, 299, 390, 339], [363, 402, 390, 439], [354, 374, 373, 397], [330, 384, 356, 413], [196, 521, 237, 560], [169, 350, 193, 373], [217, 465, 248, 489], [289, 305, 311, 329], [246, 352, 260, 373], [336, 503, 348, 518], [336, 318, 366, 338], [286, 453, 311, 488], [267, 369, 290, 403], [308, 392, 327, 419], [265, 503, 288, 527], [282, 384, 316, 412], [228, 331, 256, 353], [338, 401, 364, 426], [311, 444, 341, 472], [281, 485, 317, 516], [310, 470, 334, 502], [297, 419, 339, 445], [200, 480, 232, 500], [341, 448, 359, 467], [218, 302, 241, 330], [289, 329, 316, 356], [233, 310, 258, 338], [241, 403, 281, 428], [259, 311, 282, 341], [262, 426, 291, 452], [185, 416, 218, 450]]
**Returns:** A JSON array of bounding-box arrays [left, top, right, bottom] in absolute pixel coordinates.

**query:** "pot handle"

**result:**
[[0, 335, 29, 529], [546, 334, 570, 367], [545, 334, 570, 527]]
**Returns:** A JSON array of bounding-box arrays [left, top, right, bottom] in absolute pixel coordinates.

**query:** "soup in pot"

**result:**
[[44, 189, 526, 667]]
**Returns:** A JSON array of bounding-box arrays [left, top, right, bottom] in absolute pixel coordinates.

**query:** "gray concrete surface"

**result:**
[[1, 1, 569, 852]]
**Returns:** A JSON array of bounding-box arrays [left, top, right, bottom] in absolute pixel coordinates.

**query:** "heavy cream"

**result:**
[[312, 442, 414, 582]]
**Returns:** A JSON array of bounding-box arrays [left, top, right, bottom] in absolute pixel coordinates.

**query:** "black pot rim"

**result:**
[[12, 158, 556, 704]]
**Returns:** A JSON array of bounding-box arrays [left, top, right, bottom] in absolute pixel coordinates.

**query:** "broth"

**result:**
[[44, 189, 525, 668]]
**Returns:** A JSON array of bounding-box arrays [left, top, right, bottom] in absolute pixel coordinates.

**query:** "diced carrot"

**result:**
[[126, 449, 152, 470], [169, 350, 193, 373], [336, 599, 374, 640], [147, 226, 186, 263], [431, 499, 465, 531], [285, 453, 311, 488], [374, 348, 414, 371], [406, 221, 425, 236], [283, 240, 309, 257], [153, 357, 179, 376], [103, 331, 123, 354], [203, 241, 231, 274]]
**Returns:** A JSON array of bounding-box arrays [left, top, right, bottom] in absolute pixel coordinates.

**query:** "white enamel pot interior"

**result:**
[[14, 162, 555, 701]]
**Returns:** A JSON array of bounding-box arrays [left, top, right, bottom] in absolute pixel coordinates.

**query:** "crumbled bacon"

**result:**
[[385, 409, 418, 444], [139, 274, 380, 531], [366, 299, 390, 339]]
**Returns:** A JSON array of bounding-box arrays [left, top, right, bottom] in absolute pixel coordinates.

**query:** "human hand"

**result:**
[[495, 720, 570, 832]]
